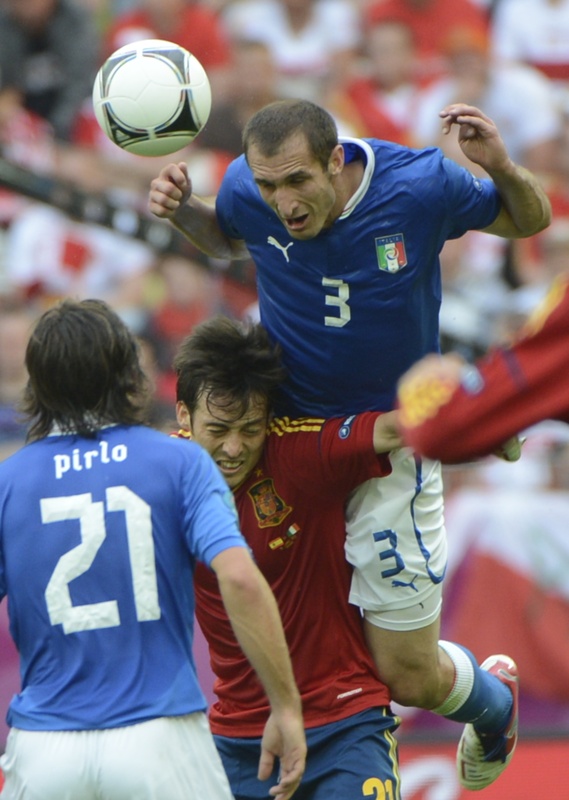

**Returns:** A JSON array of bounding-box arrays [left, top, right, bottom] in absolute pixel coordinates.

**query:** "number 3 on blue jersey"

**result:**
[[42, 488, 160, 634], [323, 277, 351, 327]]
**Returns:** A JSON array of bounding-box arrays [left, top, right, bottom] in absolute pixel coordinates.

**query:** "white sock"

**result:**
[[432, 640, 475, 716]]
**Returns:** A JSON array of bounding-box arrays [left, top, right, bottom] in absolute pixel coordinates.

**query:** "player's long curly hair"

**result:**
[[174, 315, 286, 420], [243, 99, 339, 169], [22, 298, 150, 442]]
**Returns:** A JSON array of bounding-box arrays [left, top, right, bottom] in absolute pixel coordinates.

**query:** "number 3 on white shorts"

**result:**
[[42, 488, 160, 634]]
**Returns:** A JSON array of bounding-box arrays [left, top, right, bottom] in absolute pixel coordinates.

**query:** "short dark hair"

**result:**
[[22, 298, 149, 441], [242, 99, 339, 169], [174, 316, 286, 419]]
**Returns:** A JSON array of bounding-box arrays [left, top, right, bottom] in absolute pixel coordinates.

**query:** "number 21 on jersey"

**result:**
[[42, 488, 160, 634]]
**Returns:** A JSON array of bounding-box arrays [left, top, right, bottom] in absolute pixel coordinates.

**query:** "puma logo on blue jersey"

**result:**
[[267, 236, 294, 262]]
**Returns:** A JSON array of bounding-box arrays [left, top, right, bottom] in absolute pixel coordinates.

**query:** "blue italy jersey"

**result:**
[[0, 425, 245, 731], [216, 137, 501, 416]]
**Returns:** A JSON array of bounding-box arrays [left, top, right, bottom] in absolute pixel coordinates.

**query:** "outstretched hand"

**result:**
[[439, 103, 512, 174], [148, 161, 192, 220], [258, 710, 307, 800]]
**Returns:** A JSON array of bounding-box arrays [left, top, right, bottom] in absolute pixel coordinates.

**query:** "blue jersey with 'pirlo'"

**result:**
[[0, 425, 246, 731], [216, 137, 501, 417]]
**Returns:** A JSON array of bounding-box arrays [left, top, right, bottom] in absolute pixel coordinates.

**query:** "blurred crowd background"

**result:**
[[1, 0, 569, 749]]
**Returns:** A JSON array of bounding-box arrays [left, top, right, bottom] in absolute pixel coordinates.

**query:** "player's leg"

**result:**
[[345, 449, 518, 789], [363, 611, 454, 709], [213, 732, 269, 800], [365, 618, 518, 790], [98, 713, 235, 800], [300, 708, 402, 800], [215, 707, 402, 800], [346, 448, 451, 709], [0, 728, 98, 800]]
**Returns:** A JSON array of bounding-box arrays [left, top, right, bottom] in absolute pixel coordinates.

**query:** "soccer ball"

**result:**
[[92, 39, 212, 157]]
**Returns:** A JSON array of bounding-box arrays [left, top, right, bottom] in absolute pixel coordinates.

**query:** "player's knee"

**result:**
[[382, 664, 444, 709]]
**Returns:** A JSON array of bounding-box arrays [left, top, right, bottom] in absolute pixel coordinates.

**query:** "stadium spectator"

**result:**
[[327, 17, 421, 145], [142, 248, 228, 413], [2, 204, 155, 331], [0, 87, 59, 227], [0, 301, 37, 459], [412, 26, 562, 178], [0, 0, 100, 142], [491, 0, 569, 92], [196, 38, 283, 160], [364, 0, 490, 83], [220, 0, 361, 102], [105, 0, 233, 101]]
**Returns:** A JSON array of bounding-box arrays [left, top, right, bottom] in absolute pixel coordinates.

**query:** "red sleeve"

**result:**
[[400, 277, 569, 463], [268, 412, 392, 491]]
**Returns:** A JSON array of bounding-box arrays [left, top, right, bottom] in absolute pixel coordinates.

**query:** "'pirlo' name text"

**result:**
[[54, 442, 128, 479]]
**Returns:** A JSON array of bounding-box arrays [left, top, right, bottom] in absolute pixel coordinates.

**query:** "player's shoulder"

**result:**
[[362, 137, 446, 180], [0, 441, 34, 476], [219, 155, 259, 205], [165, 427, 214, 464], [223, 153, 252, 183], [268, 416, 326, 440], [112, 425, 205, 465]]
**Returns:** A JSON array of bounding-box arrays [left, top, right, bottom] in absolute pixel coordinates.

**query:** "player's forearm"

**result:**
[[373, 410, 403, 453], [215, 550, 302, 713], [171, 194, 250, 260], [396, 355, 483, 463], [485, 160, 552, 239], [397, 355, 526, 463]]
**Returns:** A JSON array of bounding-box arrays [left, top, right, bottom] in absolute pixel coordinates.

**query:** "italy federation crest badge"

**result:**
[[375, 233, 408, 273]]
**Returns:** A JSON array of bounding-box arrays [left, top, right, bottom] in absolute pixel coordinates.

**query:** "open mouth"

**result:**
[[284, 214, 309, 231], [217, 460, 243, 474]]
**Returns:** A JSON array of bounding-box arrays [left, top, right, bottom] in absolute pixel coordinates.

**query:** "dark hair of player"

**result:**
[[22, 298, 149, 441], [242, 99, 339, 170], [174, 315, 286, 420]]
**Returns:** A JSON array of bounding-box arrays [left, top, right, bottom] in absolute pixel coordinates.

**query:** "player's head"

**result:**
[[243, 99, 346, 240], [174, 315, 285, 488], [22, 298, 149, 441], [243, 99, 338, 169]]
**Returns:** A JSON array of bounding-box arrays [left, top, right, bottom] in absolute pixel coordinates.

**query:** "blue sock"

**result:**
[[434, 641, 512, 734]]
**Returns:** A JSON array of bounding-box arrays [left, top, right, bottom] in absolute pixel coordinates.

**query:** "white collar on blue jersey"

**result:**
[[48, 421, 119, 436], [338, 137, 375, 220]]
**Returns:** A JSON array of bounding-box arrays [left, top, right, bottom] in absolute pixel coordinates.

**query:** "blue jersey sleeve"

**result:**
[[216, 156, 249, 240], [440, 155, 501, 239], [180, 444, 247, 567]]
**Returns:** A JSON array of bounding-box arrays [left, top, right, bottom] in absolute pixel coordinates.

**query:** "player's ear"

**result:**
[[176, 401, 191, 430], [328, 144, 345, 177]]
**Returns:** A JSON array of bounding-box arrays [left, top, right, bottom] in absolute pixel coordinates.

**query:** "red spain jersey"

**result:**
[[177, 412, 392, 736], [400, 275, 569, 463]]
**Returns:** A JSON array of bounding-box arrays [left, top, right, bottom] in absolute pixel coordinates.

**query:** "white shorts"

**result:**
[[0, 713, 234, 800], [345, 448, 447, 632]]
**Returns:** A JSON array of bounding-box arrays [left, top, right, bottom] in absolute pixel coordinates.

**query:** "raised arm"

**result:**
[[212, 546, 306, 800], [440, 103, 552, 238], [148, 161, 250, 260], [395, 278, 569, 466]]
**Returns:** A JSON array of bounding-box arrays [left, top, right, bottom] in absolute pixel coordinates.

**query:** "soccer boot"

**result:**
[[457, 654, 519, 790]]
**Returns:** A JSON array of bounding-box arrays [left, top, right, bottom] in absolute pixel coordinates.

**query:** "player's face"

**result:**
[[248, 132, 345, 240], [178, 394, 269, 489]]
